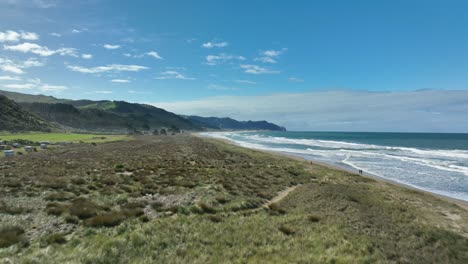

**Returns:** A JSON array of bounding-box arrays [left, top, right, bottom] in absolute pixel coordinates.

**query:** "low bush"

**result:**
[[45, 192, 75, 201], [0, 202, 28, 215], [45, 233, 67, 245], [278, 225, 296, 236], [0, 226, 26, 248], [198, 202, 216, 214], [46, 202, 68, 216], [64, 214, 80, 224], [308, 214, 321, 223], [208, 215, 223, 223], [84, 212, 126, 227], [69, 198, 99, 219], [268, 202, 287, 215]]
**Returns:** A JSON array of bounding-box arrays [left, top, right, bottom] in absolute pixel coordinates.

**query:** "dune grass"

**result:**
[[0, 132, 130, 143], [0, 135, 467, 263]]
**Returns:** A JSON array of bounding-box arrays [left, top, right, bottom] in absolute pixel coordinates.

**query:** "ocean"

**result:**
[[201, 131, 468, 202]]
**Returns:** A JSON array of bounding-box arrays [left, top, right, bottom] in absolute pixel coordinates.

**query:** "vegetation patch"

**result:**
[[69, 198, 100, 219], [84, 212, 126, 227], [0, 226, 26, 248]]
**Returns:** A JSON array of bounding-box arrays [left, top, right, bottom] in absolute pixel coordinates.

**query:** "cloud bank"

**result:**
[[152, 90, 468, 133]]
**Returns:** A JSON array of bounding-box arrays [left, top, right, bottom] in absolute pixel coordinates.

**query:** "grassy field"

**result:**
[[0, 133, 130, 143], [0, 135, 467, 263]]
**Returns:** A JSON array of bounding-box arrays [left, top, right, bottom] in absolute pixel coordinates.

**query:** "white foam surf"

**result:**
[[200, 131, 468, 202]]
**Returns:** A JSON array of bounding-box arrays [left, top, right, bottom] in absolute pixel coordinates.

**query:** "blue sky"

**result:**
[[1, 0, 468, 131]]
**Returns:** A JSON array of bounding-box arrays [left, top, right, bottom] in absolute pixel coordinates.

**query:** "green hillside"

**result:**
[[0, 95, 53, 132]]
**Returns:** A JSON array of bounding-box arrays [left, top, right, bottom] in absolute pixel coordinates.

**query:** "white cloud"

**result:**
[[234, 80, 256, 85], [39, 84, 67, 92], [81, 54, 93, 59], [0, 30, 39, 42], [202, 41, 228, 48], [0, 65, 24, 74], [3, 83, 35, 89], [255, 48, 287, 64], [146, 51, 163, 59], [4, 42, 78, 57], [32, 0, 58, 8], [103, 44, 120, 50], [2, 77, 67, 92], [288, 77, 304, 82], [111, 79, 130, 83], [151, 90, 468, 132], [92, 90, 113, 94], [67, 64, 149, 74], [128, 90, 151, 94], [206, 53, 246, 65], [0, 57, 44, 74], [50, 32, 61, 37], [155, 70, 195, 80], [71, 29, 81, 33], [20, 31, 39, 40], [240, 64, 279, 74], [2, 0, 58, 8], [0, 75, 21, 81], [124, 51, 164, 59], [207, 84, 237, 91]]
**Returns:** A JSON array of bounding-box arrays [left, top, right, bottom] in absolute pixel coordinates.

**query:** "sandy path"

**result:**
[[262, 185, 301, 208]]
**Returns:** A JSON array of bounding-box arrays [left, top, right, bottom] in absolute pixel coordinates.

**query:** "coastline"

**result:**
[[196, 133, 468, 211]]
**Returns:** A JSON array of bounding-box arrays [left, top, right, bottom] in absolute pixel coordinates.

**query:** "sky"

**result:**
[[1, 0, 468, 132]]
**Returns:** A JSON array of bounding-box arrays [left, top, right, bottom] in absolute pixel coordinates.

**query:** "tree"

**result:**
[[170, 125, 181, 133], [160, 128, 167, 135], [152, 129, 159, 135]]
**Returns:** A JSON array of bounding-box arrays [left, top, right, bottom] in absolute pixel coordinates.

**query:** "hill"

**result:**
[[0, 90, 286, 132], [0, 95, 52, 132], [188, 116, 286, 131], [0, 90, 67, 104], [20, 101, 199, 132]]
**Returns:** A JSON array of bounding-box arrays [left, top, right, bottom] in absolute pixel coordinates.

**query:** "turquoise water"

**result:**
[[202, 131, 468, 201]]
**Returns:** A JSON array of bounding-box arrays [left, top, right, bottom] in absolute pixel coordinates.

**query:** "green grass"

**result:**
[[0, 132, 130, 143], [79, 101, 117, 110]]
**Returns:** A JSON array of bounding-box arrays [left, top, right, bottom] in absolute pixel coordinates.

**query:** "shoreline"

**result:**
[[196, 133, 468, 211]]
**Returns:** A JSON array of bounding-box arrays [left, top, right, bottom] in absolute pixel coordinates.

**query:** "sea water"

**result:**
[[202, 131, 468, 202]]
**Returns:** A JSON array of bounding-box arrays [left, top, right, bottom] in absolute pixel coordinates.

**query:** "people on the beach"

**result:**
[[358, 169, 363, 174]]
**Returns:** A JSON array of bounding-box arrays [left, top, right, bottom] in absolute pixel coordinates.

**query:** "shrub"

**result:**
[[215, 195, 230, 204], [268, 202, 287, 215], [308, 215, 321, 223], [0, 226, 26, 248], [64, 214, 80, 224], [150, 201, 164, 211], [0, 202, 28, 215], [84, 212, 126, 227], [46, 202, 68, 216], [45, 192, 75, 201], [71, 178, 86, 185], [198, 202, 217, 214], [69, 198, 99, 219], [278, 225, 296, 236], [45, 233, 67, 245], [139, 215, 149, 222], [208, 215, 223, 223]]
